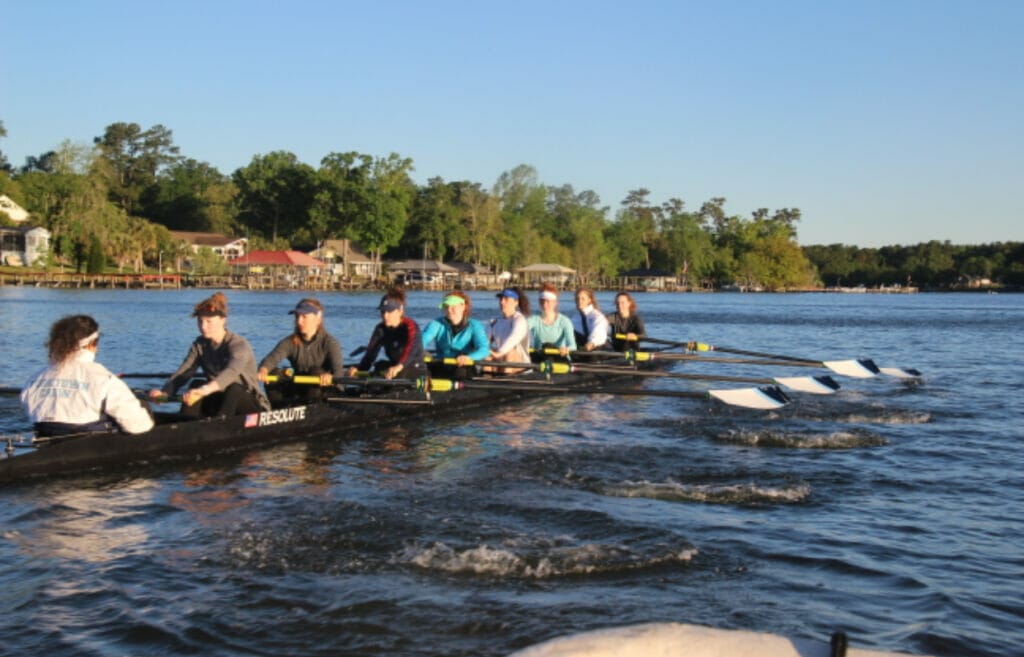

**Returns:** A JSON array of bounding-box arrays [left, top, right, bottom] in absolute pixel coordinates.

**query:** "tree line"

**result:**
[[1, 120, 1019, 289]]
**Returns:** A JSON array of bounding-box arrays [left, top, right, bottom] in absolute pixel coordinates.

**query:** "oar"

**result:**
[[119, 372, 175, 379], [629, 337, 921, 379], [428, 357, 836, 395], [426, 356, 572, 374], [427, 378, 790, 410], [612, 349, 886, 379], [562, 362, 840, 395]]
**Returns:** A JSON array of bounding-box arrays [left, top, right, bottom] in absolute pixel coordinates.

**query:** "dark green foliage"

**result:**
[[86, 236, 105, 274]]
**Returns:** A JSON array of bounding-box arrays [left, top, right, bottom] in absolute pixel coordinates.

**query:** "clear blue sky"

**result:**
[[3, 1, 1021, 247]]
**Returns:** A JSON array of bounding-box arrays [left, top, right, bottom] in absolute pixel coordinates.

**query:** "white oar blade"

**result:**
[[823, 359, 880, 378], [709, 386, 789, 410], [879, 366, 922, 379], [773, 375, 840, 395]]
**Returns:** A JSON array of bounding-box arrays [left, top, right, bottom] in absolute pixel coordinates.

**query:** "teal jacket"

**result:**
[[421, 316, 491, 361]]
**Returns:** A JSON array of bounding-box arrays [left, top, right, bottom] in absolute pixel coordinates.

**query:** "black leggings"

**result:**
[[181, 382, 263, 419]]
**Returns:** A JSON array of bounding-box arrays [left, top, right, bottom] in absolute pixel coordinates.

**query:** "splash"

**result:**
[[400, 539, 697, 579], [714, 428, 889, 448], [600, 480, 811, 505]]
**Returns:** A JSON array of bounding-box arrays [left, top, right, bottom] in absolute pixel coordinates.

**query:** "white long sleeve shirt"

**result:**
[[572, 304, 610, 348], [21, 350, 155, 434], [488, 311, 530, 361]]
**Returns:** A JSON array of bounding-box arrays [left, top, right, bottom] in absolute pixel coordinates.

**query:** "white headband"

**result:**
[[78, 331, 99, 348], [540, 291, 558, 301]]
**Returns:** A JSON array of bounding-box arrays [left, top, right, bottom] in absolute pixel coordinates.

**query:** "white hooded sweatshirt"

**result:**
[[21, 349, 154, 434]]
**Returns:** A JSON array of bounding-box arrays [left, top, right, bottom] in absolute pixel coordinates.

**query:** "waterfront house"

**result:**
[[0, 225, 50, 267], [228, 250, 327, 287], [169, 231, 248, 259], [0, 195, 30, 224], [515, 263, 577, 287], [308, 239, 375, 279]]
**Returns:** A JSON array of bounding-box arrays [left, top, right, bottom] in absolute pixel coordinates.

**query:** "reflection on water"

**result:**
[[11, 479, 157, 563]]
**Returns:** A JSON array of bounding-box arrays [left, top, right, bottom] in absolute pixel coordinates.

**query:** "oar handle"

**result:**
[[618, 335, 712, 352], [264, 374, 328, 385]]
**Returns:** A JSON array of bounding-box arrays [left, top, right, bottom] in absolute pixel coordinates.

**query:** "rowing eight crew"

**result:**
[[19, 287, 646, 438]]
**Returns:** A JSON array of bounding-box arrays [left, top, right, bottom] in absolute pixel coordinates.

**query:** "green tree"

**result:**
[[401, 177, 468, 261], [233, 151, 316, 243], [93, 122, 181, 214], [149, 159, 238, 234], [459, 183, 501, 267], [607, 211, 648, 273], [545, 184, 610, 282], [658, 198, 714, 287], [0, 119, 10, 173], [310, 151, 374, 245], [619, 189, 660, 269], [190, 246, 229, 275], [356, 153, 415, 272], [86, 235, 106, 274], [492, 165, 550, 270]]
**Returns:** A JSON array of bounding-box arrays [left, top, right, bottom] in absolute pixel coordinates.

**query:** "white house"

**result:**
[[0, 194, 30, 224], [169, 231, 248, 259], [0, 226, 51, 266]]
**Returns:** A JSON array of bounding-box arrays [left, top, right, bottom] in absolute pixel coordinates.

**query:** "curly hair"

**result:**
[[46, 315, 99, 364]]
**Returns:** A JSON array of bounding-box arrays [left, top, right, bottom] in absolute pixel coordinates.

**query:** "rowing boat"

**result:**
[[1, 357, 671, 484], [507, 622, 930, 657]]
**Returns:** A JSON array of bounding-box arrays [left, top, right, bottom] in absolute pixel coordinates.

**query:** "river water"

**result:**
[[0, 288, 1020, 656]]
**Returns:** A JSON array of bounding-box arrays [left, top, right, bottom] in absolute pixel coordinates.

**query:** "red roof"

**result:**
[[228, 250, 326, 267]]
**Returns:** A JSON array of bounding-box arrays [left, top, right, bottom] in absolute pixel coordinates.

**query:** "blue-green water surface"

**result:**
[[0, 288, 1020, 656]]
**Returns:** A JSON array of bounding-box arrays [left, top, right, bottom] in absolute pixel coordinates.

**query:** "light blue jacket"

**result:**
[[421, 317, 491, 361]]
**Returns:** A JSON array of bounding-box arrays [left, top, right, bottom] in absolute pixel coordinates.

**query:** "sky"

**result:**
[[2, 1, 1021, 248]]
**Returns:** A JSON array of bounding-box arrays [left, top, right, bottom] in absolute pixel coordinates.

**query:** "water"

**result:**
[[1, 288, 1021, 656]]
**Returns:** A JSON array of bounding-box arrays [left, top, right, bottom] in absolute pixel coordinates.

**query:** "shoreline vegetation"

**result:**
[[6, 266, 1015, 293], [1, 121, 1021, 293]]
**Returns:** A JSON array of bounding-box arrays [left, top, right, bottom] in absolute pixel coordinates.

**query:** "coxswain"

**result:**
[[21, 314, 154, 436]]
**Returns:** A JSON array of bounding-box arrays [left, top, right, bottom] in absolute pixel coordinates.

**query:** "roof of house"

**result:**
[[388, 259, 459, 273], [0, 195, 30, 223], [169, 231, 247, 247], [309, 239, 372, 262], [515, 263, 577, 274], [228, 250, 326, 267]]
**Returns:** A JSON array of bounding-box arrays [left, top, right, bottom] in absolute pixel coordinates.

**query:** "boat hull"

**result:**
[[2, 364, 648, 484]]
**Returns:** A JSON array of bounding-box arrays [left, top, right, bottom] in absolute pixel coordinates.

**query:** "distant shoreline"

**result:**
[[3, 269, 1016, 293]]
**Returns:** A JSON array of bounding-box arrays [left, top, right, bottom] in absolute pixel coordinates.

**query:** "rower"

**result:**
[[526, 284, 576, 360], [485, 287, 531, 374], [346, 287, 427, 381], [572, 287, 611, 352], [258, 298, 345, 402], [21, 314, 154, 437], [422, 291, 490, 379], [149, 292, 270, 418], [606, 291, 647, 352]]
